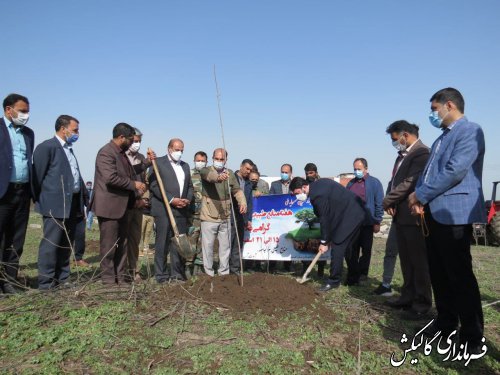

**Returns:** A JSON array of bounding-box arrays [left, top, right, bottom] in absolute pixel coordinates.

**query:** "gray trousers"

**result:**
[[382, 224, 398, 286], [201, 220, 231, 276]]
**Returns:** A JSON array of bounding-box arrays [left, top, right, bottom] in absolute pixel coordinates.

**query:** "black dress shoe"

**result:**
[[400, 309, 431, 321], [318, 282, 340, 292], [418, 321, 457, 339], [2, 283, 20, 294], [384, 299, 412, 310]]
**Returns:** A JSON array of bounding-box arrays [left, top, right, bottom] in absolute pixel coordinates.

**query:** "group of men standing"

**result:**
[[289, 87, 486, 353], [0, 87, 488, 353]]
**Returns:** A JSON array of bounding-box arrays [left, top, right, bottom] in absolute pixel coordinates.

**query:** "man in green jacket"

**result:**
[[200, 148, 247, 276]]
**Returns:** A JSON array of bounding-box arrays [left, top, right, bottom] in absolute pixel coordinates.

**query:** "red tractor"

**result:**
[[486, 181, 500, 245]]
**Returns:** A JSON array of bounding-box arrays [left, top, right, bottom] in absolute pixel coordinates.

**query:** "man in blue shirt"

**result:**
[[345, 158, 384, 285], [0, 93, 34, 295], [32, 115, 87, 290]]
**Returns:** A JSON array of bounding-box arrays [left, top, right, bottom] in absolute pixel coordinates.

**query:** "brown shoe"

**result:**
[[74, 259, 90, 267]]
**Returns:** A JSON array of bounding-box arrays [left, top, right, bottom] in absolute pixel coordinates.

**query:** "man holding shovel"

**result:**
[[290, 177, 365, 292], [149, 138, 193, 283]]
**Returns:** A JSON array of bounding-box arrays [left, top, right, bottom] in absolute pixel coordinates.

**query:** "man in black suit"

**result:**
[[383, 120, 432, 319], [149, 138, 193, 283], [0, 93, 34, 294], [32, 115, 86, 290], [290, 177, 365, 291]]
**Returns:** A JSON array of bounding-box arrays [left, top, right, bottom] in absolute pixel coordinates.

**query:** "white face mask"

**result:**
[[11, 109, 30, 126], [213, 160, 225, 170], [128, 142, 141, 153], [194, 161, 207, 170], [170, 150, 183, 161], [296, 193, 308, 202]]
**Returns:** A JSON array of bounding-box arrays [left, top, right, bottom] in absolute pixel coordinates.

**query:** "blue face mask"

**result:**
[[429, 111, 443, 128], [67, 133, 79, 144], [281, 173, 289, 181], [354, 169, 364, 179]]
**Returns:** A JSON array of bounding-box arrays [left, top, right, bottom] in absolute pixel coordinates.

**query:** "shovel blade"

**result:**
[[172, 234, 197, 260], [296, 276, 310, 284]]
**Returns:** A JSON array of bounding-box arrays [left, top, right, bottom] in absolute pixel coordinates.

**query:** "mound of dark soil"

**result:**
[[178, 273, 320, 315]]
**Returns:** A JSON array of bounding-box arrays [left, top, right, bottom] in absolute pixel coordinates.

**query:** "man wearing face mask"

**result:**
[[382, 120, 432, 319], [0, 94, 34, 294], [125, 127, 151, 282], [200, 148, 247, 276], [186, 151, 208, 276], [91, 123, 148, 285], [345, 158, 384, 285], [408, 88, 486, 352], [270, 164, 293, 195], [32, 115, 87, 290], [304, 163, 320, 183], [250, 171, 268, 197], [149, 138, 193, 283], [269, 163, 293, 273], [290, 177, 365, 292]]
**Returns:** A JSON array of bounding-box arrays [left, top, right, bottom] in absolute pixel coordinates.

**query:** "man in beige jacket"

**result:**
[[200, 148, 247, 276]]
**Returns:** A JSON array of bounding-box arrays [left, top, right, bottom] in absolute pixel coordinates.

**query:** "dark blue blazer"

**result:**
[[346, 174, 384, 225], [415, 117, 486, 225], [309, 178, 366, 245], [32, 136, 85, 219], [0, 117, 34, 199], [234, 172, 253, 224]]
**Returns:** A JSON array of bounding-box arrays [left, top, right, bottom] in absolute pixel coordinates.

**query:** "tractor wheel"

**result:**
[[487, 211, 500, 246]]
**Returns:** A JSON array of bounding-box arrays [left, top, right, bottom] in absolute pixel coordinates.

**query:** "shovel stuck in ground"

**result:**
[[149, 149, 196, 260], [297, 250, 323, 284]]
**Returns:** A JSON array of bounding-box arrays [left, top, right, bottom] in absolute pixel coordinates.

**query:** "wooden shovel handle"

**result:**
[[302, 250, 323, 280]]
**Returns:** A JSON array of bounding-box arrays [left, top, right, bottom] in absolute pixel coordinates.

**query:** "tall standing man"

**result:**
[[345, 158, 384, 285], [200, 148, 247, 276], [231, 159, 254, 274], [409, 88, 486, 351], [91, 123, 147, 285], [33, 115, 87, 290], [269, 163, 293, 273], [149, 138, 193, 283], [125, 127, 151, 281], [187, 151, 208, 275], [290, 177, 365, 292], [383, 121, 432, 318], [0, 94, 34, 294]]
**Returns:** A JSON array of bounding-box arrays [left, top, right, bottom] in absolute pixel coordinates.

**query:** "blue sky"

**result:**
[[3, 1, 499, 197]]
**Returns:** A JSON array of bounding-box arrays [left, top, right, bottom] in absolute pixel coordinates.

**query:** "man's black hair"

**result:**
[[289, 176, 309, 191], [3, 93, 29, 110], [194, 151, 208, 159], [430, 87, 465, 113], [304, 163, 317, 172], [241, 158, 255, 167], [281, 163, 293, 173], [354, 158, 368, 169], [112, 123, 135, 139], [55, 115, 79, 131], [386, 120, 420, 137]]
